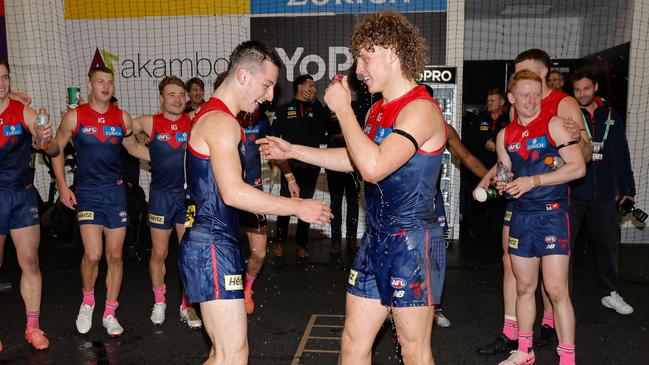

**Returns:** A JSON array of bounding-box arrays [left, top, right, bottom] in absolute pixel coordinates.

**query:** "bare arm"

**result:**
[[446, 124, 488, 178], [23, 106, 60, 156], [558, 96, 593, 162], [258, 136, 355, 172], [122, 111, 150, 161], [52, 110, 78, 209], [201, 113, 332, 224], [132, 114, 153, 137]]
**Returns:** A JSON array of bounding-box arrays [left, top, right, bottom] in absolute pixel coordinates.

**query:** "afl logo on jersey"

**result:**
[[507, 142, 521, 152], [157, 133, 171, 141], [81, 126, 98, 135], [391, 277, 406, 289]]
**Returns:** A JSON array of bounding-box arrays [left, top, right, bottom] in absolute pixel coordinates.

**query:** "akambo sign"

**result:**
[[89, 48, 229, 80]]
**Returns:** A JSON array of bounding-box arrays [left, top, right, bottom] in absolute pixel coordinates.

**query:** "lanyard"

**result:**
[[582, 108, 612, 142]]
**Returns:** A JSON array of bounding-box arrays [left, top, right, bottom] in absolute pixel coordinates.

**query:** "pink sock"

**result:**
[[103, 300, 119, 318], [153, 284, 167, 303], [502, 315, 519, 340], [82, 289, 95, 306], [181, 290, 191, 310], [244, 274, 256, 292], [26, 310, 39, 329], [518, 331, 533, 354], [557, 343, 575, 365], [542, 311, 555, 328]]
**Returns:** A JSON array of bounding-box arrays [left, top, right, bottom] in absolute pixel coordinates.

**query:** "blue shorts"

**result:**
[[347, 227, 446, 307], [508, 209, 571, 258], [0, 185, 40, 235], [148, 189, 186, 229], [75, 184, 129, 228], [179, 229, 245, 303], [503, 201, 513, 227]]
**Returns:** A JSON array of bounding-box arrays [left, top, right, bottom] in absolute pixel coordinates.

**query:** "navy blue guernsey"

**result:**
[[0, 99, 32, 189], [185, 98, 246, 241], [72, 103, 126, 188], [237, 110, 270, 190], [149, 113, 190, 192], [504, 109, 567, 212], [363, 85, 445, 233]]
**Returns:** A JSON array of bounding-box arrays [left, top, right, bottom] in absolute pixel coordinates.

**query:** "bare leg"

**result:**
[[200, 299, 248, 365], [340, 294, 388, 365]]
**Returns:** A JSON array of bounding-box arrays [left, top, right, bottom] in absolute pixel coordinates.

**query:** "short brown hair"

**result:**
[[227, 40, 282, 77], [0, 58, 10, 74], [508, 70, 542, 93], [158, 76, 185, 95], [487, 88, 506, 100], [349, 11, 427, 80], [88, 66, 113, 80], [185, 77, 204, 92]]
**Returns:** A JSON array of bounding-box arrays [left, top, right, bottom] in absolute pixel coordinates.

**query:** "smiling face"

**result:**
[[188, 83, 204, 105], [240, 60, 278, 114], [88, 70, 115, 103], [572, 77, 598, 107], [160, 84, 186, 116], [508, 79, 542, 120], [0, 65, 10, 100], [355, 46, 393, 94]]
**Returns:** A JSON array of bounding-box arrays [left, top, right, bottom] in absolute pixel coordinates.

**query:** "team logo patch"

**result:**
[[103, 126, 123, 137], [3, 124, 23, 136], [224, 275, 243, 291], [393, 290, 405, 298], [81, 126, 98, 135], [504, 211, 512, 222], [148, 213, 164, 224], [176, 132, 188, 142], [157, 133, 171, 141], [530, 150, 540, 160], [409, 282, 422, 298], [391, 277, 406, 289], [508, 237, 519, 249], [507, 142, 521, 152], [348, 269, 358, 286], [77, 211, 95, 221], [545, 235, 557, 244], [526, 136, 547, 150]]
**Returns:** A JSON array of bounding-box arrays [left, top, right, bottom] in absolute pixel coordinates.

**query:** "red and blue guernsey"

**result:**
[[184, 98, 246, 241], [542, 89, 568, 116], [0, 99, 31, 188], [362, 85, 445, 232], [149, 113, 190, 192], [237, 111, 270, 190], [72, 103, 126, 188], [505, 109, 567, 212]]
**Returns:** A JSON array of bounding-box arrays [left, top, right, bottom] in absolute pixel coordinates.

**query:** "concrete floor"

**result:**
[[1, 233, 648, 364]]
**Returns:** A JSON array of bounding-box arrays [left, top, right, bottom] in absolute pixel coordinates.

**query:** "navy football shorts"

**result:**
[[75, 184, 129, 228], [508, 209, 570, 258], [148, 189, 186, 229], [0, 185, 39, 234]]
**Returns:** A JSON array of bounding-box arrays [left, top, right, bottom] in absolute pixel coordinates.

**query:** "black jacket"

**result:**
[[571, 97, 635, 201]]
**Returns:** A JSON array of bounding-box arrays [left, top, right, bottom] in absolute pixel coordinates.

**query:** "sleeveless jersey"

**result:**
[[72, 103, 126, 188], [362, 85, 445, 232], [0, 99, 32, 189], [504, 109, 567, 212], [542, 89, 568, 117], [185, 97, 246, 240], [237, 110, 270, 190], [149, 113, 191, 192]]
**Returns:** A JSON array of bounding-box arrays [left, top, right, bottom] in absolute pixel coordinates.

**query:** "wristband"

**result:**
[[533, 175, 541, 187]]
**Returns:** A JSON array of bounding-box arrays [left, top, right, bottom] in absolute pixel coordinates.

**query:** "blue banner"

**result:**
[[251, 0, 446, 15]]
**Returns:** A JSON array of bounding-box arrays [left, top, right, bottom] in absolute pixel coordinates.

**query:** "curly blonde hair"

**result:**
[[349, 11, 427, 80]]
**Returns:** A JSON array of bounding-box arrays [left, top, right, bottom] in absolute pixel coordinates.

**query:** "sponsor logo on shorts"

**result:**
[[77, 211, 94, 221], [157, 133, 171, 141], [348, 270, 358, 286], [393, 290, 405, 298], [545, 235, 557, 244], [391, 277, 406, 289], [81, 126, 98, 134], [507, 142, 521, 152], [184, 204, 196, 228], [504, 211, 512, 222], [149, 213, 164, 224], [546, 244, 556, 250], [526, 136, 547, 150], [224, 275, 243, 290], [508, 237, 519, 249], [103, 126, 123, 137]]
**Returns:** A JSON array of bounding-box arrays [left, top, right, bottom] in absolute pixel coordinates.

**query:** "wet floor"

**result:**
[[1, 234, 648, 364]]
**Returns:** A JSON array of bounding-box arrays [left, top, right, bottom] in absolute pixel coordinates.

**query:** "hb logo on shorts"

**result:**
[[508, 237, 519, 249], [224, 275, 243, 291], [77, 211, 94, 221]]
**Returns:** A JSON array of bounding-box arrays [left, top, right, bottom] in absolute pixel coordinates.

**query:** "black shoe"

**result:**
[[534, 324, 557, 347], [477, 334, 518, 355]]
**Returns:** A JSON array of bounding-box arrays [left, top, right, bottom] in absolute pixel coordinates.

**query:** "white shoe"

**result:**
[[102, 315, 124, 336], [498, 350, 535, 365], [179, 305, 202, 329], [150, 302, 167, 325], [601, 291, 634, 315], [76, 303, 94, 334], [434, 309, 451, 328]]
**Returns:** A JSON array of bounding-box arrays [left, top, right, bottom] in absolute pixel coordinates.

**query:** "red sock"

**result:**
[[103, 300, 119, 318], [26, 310, 39, 329], [181, 290, 191, 310], [542, 311, 555, 328], [557, 343, 575, 365], [82, 289, 95, 307], [244, 274, 256, 292], [502, 315, 518, 340], [153, 284, 167, 304], [517, 331, 533, 354]]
